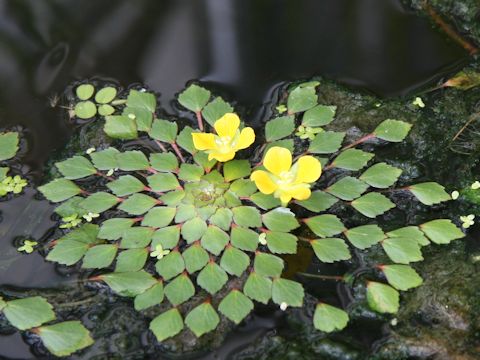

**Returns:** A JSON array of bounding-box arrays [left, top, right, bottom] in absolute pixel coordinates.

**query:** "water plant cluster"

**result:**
[[15, 80, 462, 355], [0, 131, 28, 196]]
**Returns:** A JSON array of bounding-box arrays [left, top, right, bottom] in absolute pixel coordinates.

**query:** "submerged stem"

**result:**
[[171, 142, 185, 163], [196, 111, 204, 131]]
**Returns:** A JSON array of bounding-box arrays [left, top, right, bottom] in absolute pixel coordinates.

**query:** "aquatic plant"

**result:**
[[0, 295, 92, 356], [36, 81, 464, 348], [0, 131, 28, 196]]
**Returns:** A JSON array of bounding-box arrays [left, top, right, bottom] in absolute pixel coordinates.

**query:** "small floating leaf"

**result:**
[[98, 104, 115, 116], [381, 237, 423, 264], [37, 321, 93, 357], [3, 296, 55, 330], [202, 97, 233, 126], [209, 208, 233, 231], [359, 163, 402, 188], [254, 252, 284, 277], [262, 208, 300, 232], [80, 191, 118, 213], [272, 278, 304, 307], [387, 226, 429, 246], [100, 271, 157, 297], [150, 152, 178, 172], [232, 206, 262, 228], [118, 193, 157, 215], [302, 105, 336, 127], [46, 239, 89, 266], [220, 246, 249, 276], [345, 225, 384, 249], [149, 308, 183, 341], [197, 262, 228, 294], [0, 132, 19, 161], [296, 191, 338, 212], [104, 115, 138, 139], [331, 149, 374, 171], [107, 175, 144, 196], [326, 176, 368, 201], [181, 217, 208, 243], [230, 226, 257, 252], [117, 150, 149, 171], [134, 282, 164, 311], [311, 238, 351, 263], [98, 218, 134, 240], [115, 248, 148, 272], [219, 290, 254, 324], [266, 232, 297, 254], [201, 226, 229, 256], [308, 131, 345, 154], [265, 115, 295, 142], [287, 84, 318, 113], [381, 265, 423, 291], [249, 192, 282, 210], [185, 302, 219, 337], [373, 119, 412, 142], [408, 182, 451, 205], [127, 90, 156, 113], [224, 160, 251, 182], [142, 206, 176, 228], [150, 119, 178, 143], [178, 163, 204, 181], [178, 84, 211, 112], [305, 215, 345, 238], [76, 84, 94, 100], [177, 126, 196, 154], [39, 178, 81, 202], [120, 227, 154, 248], [82, 244, 117, 269], [243, 272, 272, 304], [420, 219, 464, 244], [156, 250, 185, 280], [89, 147, 120, 170], [56, 156, 96, 179], [351, 192, 395, 218], [95, 87, 117, 104], [313, 303, 349, 332], [164, 273, 195, 306], [367, 282, 399, 314], [74, 101, 97, 119], [182, 243, 209, 273], [147, 173, 180, 192]]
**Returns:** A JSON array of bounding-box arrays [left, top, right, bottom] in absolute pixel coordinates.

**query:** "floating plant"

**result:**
[[0, 131, 28, 196], [33, 81, 465, 353]]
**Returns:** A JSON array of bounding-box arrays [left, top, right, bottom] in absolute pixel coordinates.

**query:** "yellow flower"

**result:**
[[250, 147, 322, 206], [191, 113, 255, 162]]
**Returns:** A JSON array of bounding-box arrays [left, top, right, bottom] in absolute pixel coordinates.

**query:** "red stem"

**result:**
[[171, 142, 185, 163], [196, 111, 204, 131], [342, 134, 375, 150]]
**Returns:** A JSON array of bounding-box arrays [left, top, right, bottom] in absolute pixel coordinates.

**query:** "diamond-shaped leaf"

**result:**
[[89, 147, 120, 170], [249, 192, 282, 210], [185, 302, 219, 337], [232, 206, 262, 228], [209, 208, 233, 231], [47, 239, 89, 266], [182, 243, 209, 273], [142, 206, 176, 228], [149, 119, 178, 143], [182, 217, 208, 243], [373, 119, 412, 142], [265, 115, 295, 142], [37, 321, 93, 357], [150, 152, 178, 172], [218, 290, 254, 324], [305, 215, 345, 238], [56, 156, 96, 179], [220, 246, 249, 276], [296, 191, 338, 212], [99, 271, 157, 297], [98, 218, 135, 240], [197, 262, 228, 294], [202, 97, 233, 126], [104, 115, 138, 139], [117, 150, 149, 171], [311, 238, 351, 263], [39, 178, 81, 202], [118, 193, 157, 215], [345, 224, 384, 249], [224, 160, 251, 182], [152, 226, 181, 249], [120, 227, 154, 248], [326, 176, 368, 201], [178, 163, 204, 181], [149, 308, 183, 341], [147, 173, 180, 192], [302, 105, 336, 127], [0, 132, 19, 161], [419, 219, 464, 244], [351, 192, 395, 218], [308, 131, 345, 154], [254, 252, 284, 277], [387, 226, 430, 246], [134, 282, 164, 311], [381, 264, 423, 291], [313, 303, 349, 332], [367, 282, 399, 313], [266, 232, 297, 254], [201, 226, 229, 256], [331, 149, 374, 171], [127, 89, 156, 113], [156, 250, 185, 280], [272, 278, 304, 307], [164, 274, 195, 305], [178, 84, 211, 112], [80, 192, 119, 213], [4, 297, 55, 330], [82, 244, 117, 269], [231, 226, 258, 252], [107, 175, 145, 196], [359, 162, 402, 188], [382, 237, 423, 264], [116, 248, 148, 272], [262, 208, 300, 232], [408, 182, 451, 205], [177, 126, 196, 154], [287, 84, 318, 113], [243, 272, 272, 304]]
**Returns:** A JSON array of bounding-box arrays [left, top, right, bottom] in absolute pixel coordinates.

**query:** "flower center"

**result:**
[[215, 136, 233, 153], [276, 171, 295, 188]]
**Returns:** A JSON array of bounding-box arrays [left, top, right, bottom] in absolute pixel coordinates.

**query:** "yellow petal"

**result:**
[[279, 193, 292, 206], [214, 113, 240, 138], [251, 170, 278, 194], [192, 133, 216, 150], [234, 127, 255, 150], [208, 150, 236, 162], [264, 147, 292, 175], [285, 186, 311, 201], [294, 156, 322, 183]]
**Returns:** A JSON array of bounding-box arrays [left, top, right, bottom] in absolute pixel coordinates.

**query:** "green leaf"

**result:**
[[202, 97, 233, 126], [0, 132, 19, 161], [220, 246, 250, 276], [82, 244, 117, 269], [149, 309, 183, 341], [231, 226, 258, 252], [100, 270, 157, 297], [37, 321, 93, 357], [122, 106, 152, 131], [61, 224, 99, 244], [178, 163, 204, 181], [116, 248, 148, 272], [127, 89, 156, 113], [150, 119, 178, 143], [76, 84, 94, 100], [266, 232, 297, 254], [345, 224, 384, 249], [98, 218, 134, 240], [326, 176, 368, 201], [209, 208, 233, 231], [201, 226, 229, 256], [117, 150, 149, 170], [118, 193, 157, 215], [120, 227, 154, 248], [313, 303, 349, 332], [147, 173, 180, 192], [308, 131, 345, 154], [152, 226, 181, 249], [178, 84, 211, 112], [182, 243, 209, 273], [177, 126, 196, 154], [287, 84, 318, 113], [272, 278, 304, 307], [181, 217, 208, 243], [249, 192, 282, 210], [381, 265, 423, 291], [194, 151, 217, 171], [332, 149, 374, 171], [95, 87, 117, 103], [219, 290, 254, 324], [197, 262, 228, 294], [47, 239, 89, 265], [98, 104, 115, 116], [351, 192, 395, 218], [254, 252, 284, 277], [89, 147, 120, 170], [382, 237, 423, 264], [156, 250, 185, 280], [305, 215, 345, 238], [265, 115, 295, 142], [262, 208, 300, 232], [230, 179, 257, 197], [164, 274, 195, 305], [408, 182, 451, 205], [373, 119, 412, 142], [232, 206, 262, 228], [224, 160, 251, 182], [175, 204, 195, 223], [0, 167, 9, 181], [39, 178, 81, 202], [311, 238, 351, 263], [56, 156, 96, 179], [359, 163, 402, 188], [366, 282, 399, 313], [104, 115, 138, 139], [150, 152, 178, 172], [420, 219, 464, 244], [142, 206, 176, 228], [4, 297, 55, 330], [107, 175, 145, 196], [54, 196, 86, 217], [243, 272, 272, 304], [387, 226, 430, 246], [80, 192, 119, 213], [296, 191, 338, 212], [134, 282, 164, 310], [265, 139, 294, 153], [302, 105, 336, 127], [185, 302, 219, 337], [74, 101, 97, 119]]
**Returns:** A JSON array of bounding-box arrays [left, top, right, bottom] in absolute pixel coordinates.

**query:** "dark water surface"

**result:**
[[0, 0, 470, 358]]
